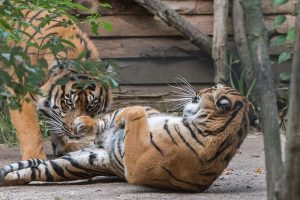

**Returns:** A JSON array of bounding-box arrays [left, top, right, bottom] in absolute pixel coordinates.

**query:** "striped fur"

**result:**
[[0, 85, 253, 192], [7, 9, 112, 158]]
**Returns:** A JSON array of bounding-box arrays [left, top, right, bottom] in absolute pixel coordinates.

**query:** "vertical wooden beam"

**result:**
[[212, 0, 229, 84], [282, 0, 300, 199], [232, 0, 254, 86], [241, 1, 283, 200]]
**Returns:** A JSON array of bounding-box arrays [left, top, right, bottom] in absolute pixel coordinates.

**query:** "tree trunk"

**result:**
[[241, 1, 284, 200], [132, 0, 212, 55], [282, 0, 300, 199], [232, 0, 254, 86], [212, 0, 229, 84]]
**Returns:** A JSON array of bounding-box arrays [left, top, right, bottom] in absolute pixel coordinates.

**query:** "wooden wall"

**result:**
[[78, 0, 295, 111]]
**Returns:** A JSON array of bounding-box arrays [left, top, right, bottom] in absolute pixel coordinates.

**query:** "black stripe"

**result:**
[[44, 163, 54, 182], [88, 153, 98, 166], [85, 50, 91, 59], [206, 136, 233, 163], [45, 23, 64, 31], [214, 101, 244, 133], [16, 172, 20, 180], [28, 10, 44, 24], [17, 162, 24, 170], [191, 122, 209, 137], [65, 167, 92, 179], [164, 119, 178, 145], [111, 134, 124, 171], [182, 120, 204, 146], [36, 167, 41, 179], [162, 166, 208, 191], [31, 168, 36, 181], [150, 132, 164, 156], [174, 125, 203, 164], [24, 10, 32, 17], [61, 157, 102, 174], [117, 131, 124, 158], [50, 160, 66, 178], [198, 171, 218, 177]]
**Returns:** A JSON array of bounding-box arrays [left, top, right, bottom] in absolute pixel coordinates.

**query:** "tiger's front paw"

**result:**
[[114, 106, 147, 128], [74, 116, 98, 136]]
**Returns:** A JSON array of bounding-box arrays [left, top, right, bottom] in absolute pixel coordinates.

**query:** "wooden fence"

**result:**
[[78, 0, 295, 110]]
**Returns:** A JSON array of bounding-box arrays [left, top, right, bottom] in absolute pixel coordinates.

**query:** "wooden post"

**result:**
[[241, 1, 284, 200], [232, 0, 254, 85], [282, 0, 300, 199], [212, 0, 229, 84], [132, 0, 212, 55]]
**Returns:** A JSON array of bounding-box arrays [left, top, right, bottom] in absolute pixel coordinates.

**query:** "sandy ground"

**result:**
[[0, 133, 266, 200]]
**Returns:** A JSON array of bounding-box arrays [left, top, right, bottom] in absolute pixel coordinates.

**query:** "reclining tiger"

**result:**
[[4, 8, 112, 159], [0, 85, 254, 192]]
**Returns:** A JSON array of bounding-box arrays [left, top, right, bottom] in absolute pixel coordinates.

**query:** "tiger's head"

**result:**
[[183, 84, 254, 119], [38, 64, 112, 137], [182, 84, 254, 137]]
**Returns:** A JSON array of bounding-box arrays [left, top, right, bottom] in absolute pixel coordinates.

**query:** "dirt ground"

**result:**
[[0, 133, 266, 200]]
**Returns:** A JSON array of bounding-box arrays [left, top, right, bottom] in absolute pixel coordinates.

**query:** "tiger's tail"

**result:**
[[0, 149, 111, 186]]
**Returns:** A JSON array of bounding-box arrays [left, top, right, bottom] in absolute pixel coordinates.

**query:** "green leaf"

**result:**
[[273, 15, 286, 26], [273, 0, 289, 6], [279, 72, 290, 81], [100, 3, 112, 8], [102, 22, 112, 32], [278, 52, 292, 64], [91, 23, 99, 35], [272, 35, 286, 46], [286, 27, 296, 41]]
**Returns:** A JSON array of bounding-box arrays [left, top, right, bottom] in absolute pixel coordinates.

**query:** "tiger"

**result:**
[[0, 85, 254, 192], [5, 8, 112, 160]]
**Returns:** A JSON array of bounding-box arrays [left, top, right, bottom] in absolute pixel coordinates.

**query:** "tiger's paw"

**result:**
[[74, 116, 98, 136], [115, 106, 146, 128]]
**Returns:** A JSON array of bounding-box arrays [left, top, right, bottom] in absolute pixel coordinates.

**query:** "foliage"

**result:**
[[0, 0, 116, 110], [228, 53, 256, 100], [0, 105, 49, 144]]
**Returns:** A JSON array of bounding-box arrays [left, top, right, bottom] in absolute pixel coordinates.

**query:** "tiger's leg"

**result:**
[[114, 106, 154, 184], [0, 148, 111, 186], [9, 96, 46, 160]]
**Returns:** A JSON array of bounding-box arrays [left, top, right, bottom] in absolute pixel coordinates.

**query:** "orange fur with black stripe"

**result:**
[[7, 9, 111, 159], [0, 85, 254, 192]]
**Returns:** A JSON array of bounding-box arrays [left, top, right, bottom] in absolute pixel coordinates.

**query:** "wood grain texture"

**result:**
[[79, 15, 294, 37], [109, 57, 214, 84], [78, 0, 296, 15]]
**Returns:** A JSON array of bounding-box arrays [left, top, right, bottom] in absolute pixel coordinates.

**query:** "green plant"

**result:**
[[228, 53, 256, 99], [0, 0, 118, 144], [0, 0, 116, 110]]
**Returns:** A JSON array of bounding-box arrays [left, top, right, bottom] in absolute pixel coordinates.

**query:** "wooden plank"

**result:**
[[94, 37, 199, 58], [106, 57, 214, 84], [94, 37, 292, 59], [110, 84, 211, 112], [78, 0, 296, 15], [80, 15, 295, 37]]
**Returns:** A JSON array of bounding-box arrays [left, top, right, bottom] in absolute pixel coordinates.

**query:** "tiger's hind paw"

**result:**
[[114, 106, 147, 128]]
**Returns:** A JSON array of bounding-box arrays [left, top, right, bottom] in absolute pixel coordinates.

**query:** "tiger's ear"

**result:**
[[216, 96, 232, 111]]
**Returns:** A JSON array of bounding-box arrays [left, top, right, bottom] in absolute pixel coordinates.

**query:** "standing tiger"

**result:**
[[0, 85, 254, 192], [5, 9, 112, 160]]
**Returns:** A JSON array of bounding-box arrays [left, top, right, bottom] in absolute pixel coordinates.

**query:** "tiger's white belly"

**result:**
[[148, 115, 182, 133]]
